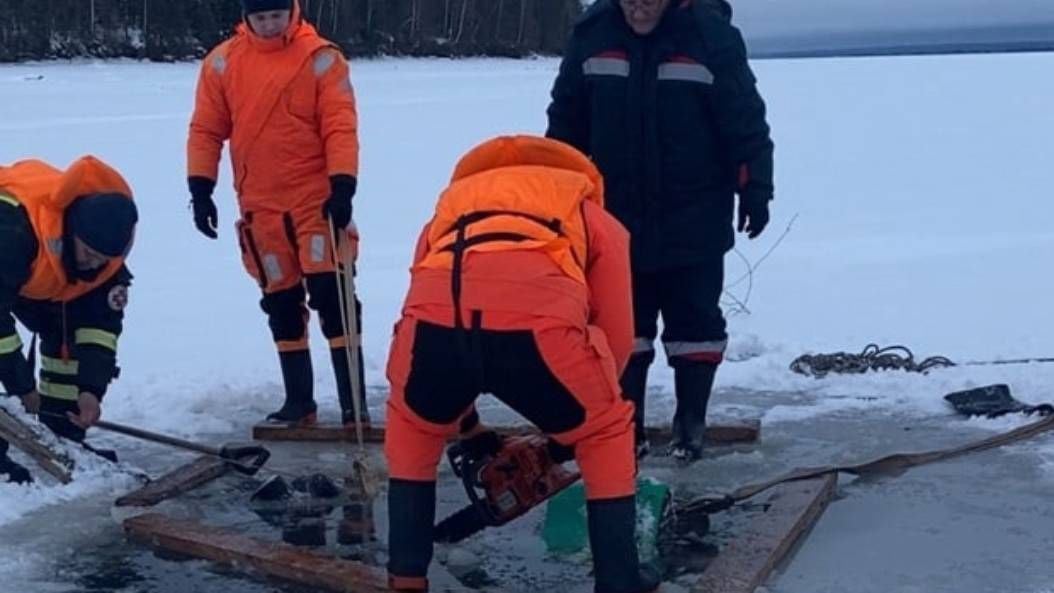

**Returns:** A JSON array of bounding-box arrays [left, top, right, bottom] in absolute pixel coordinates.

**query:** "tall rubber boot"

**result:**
[[266, 350, 317, 425], [0, 441, 32, 485], [669, 362, 717, 463], [587, 497, 661, 593], [387, 479, 436, 592], [620, 351, 654, 458], [332, 346, 371, 427]]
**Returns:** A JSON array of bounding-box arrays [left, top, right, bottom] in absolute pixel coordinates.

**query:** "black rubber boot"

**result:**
[[587, 497, 661, 593], [387, 479, 436, 592], [620, 351, 654, 458], [266, 350, 317, 424], [332, 346, 371, 427], [0, 448, 33, 485], [669, 362, 717, 463]]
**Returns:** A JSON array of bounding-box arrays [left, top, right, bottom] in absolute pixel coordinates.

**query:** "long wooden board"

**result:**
[[0, 406, 73, 484], [252, 419, 761, 445], [694, 474, 838, 593], [115, 455, 230, 507], [124, 513, 469, 593]]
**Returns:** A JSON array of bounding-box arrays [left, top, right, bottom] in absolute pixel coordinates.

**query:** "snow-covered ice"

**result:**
[[1, 49, 1053, 591]]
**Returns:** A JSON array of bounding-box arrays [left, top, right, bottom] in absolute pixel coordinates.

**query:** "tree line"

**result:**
[[0, 0, 584, 62]]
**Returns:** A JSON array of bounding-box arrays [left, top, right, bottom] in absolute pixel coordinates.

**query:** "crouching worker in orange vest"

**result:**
[[384, 136, 659, 593], [186, 0, 366, 426], [0, 157, 138, 483]]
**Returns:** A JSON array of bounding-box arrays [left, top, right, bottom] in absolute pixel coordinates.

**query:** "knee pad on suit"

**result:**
[[260, 284, 308, 342]]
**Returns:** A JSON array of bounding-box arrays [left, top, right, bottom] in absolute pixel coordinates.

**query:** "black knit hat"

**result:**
[[67, 193, 139, 257], [242, 0, 293, 14]]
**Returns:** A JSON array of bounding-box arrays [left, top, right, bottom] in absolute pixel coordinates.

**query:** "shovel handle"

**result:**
[[220, 444, 271, 476]]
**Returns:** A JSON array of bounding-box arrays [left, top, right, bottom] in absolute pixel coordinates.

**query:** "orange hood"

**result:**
[[0, 156, 133, 302], [450, 135, 605, 208]]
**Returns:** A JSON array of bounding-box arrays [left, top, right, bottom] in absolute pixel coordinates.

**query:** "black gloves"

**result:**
[[188, 176, 218, 239], [737, 191, 770, 239], [190, 174, 357, 238], [736, 160, 773, 240], [322, 174, 357, 229]]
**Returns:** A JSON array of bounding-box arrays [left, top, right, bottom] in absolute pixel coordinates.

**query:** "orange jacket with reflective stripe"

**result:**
[[187, 0, 359, 212], [0, 157, 132, 302], [404, 136, 634, 372]]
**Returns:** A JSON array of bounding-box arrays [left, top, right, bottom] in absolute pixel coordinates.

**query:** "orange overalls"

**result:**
[[186, 1, 363, 422], [384, 136, 639, 591], [187, 0, 360, 346]]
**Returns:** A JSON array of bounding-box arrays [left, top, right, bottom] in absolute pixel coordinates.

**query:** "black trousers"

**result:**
[[10, 300, 92, 444], [403, 320, 586, 435], [630, 259, 728, 364]]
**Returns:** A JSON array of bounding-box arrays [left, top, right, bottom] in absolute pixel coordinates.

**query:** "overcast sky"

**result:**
[[733, 0, 1054, 36], [723, 0, 1054, 53]]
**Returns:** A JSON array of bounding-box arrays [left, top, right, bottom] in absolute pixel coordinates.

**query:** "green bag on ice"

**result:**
[[542, 477, 670, 564]]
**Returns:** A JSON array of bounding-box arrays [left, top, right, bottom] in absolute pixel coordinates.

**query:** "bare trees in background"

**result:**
[[0, 0, 583, 62]]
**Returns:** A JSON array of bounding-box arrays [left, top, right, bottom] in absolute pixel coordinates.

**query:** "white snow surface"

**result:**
[[0, 52, 1053, 585], [0, 400, 141, 527]]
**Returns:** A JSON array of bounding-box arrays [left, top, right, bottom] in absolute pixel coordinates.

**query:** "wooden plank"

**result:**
[[0, 406, 73, 484], [115, 455, 230, 508], [251, 423, 387, 443], [647, 419, 762, 446], [694, 474, 838, 593], [124, 513, 469, 593], [253, 419, 761, 445]]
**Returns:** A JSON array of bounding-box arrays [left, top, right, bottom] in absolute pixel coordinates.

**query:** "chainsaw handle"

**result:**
[[220, 444, 271, 475], [446, 441, 468, 478], [447, 440, 500, 525], [463, 463, 490, 515]]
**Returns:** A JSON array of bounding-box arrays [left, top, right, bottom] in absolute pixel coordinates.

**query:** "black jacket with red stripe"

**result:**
[[546, 0, 774, 271]]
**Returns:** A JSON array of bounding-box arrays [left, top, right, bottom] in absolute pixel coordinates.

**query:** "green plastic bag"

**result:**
[[542, 477, 670, 564]]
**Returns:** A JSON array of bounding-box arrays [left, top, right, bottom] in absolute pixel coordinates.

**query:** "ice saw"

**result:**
[[433, 433, 580, 543]]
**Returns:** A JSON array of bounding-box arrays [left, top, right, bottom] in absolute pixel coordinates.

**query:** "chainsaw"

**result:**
[[433, 432, 580, 543]]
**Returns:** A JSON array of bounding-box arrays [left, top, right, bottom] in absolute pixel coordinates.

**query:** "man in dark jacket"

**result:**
[[0, 156, 138, 483], [546, 0, 774, 461]]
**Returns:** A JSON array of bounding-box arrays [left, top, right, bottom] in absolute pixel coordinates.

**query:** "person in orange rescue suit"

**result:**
[[186, 0, 367, 426], [0, 156, 138, 484], [383, 135, 660, 593]]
